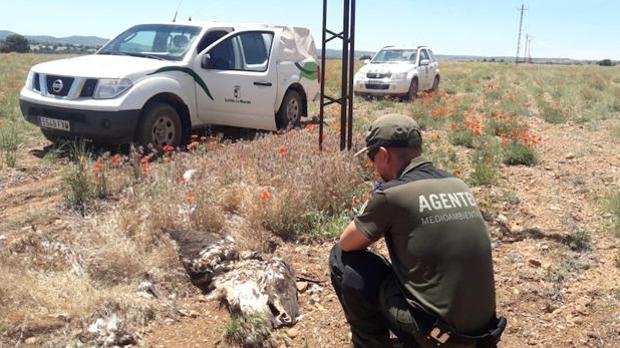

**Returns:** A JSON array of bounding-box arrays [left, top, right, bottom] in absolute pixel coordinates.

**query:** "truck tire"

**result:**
[[276, 89, 302, 130], [405, 78, 419, 101], [136, 102, 183, 149], [430, 75, 440, 93]]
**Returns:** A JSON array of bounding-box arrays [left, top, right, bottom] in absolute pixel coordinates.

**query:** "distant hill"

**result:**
[[0, 30, 108, 47], [320, 49, 604, 65], [319, 48, 376, 60]]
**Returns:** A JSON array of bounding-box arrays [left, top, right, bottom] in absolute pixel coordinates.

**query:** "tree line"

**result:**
[[0, 34, 30, 53], [0, 33, 100, 54]]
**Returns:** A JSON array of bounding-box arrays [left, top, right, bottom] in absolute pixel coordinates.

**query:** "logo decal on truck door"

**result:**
[[148, 67, 214, 101], [225, 85, 251, 104]]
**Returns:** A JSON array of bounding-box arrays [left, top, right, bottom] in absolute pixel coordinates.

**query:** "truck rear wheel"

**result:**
[[276, 90, 302, 130], [136, 102, 182, 149]]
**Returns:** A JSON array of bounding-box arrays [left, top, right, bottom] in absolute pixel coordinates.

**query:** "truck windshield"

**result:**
[[372, 49, 417, 64], [98, 24, 201, 61]]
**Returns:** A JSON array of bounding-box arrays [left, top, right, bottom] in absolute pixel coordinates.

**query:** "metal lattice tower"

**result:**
[[523, 33, 529, 63], [319, 0, 356, 151], [515, 4, 527, 64]]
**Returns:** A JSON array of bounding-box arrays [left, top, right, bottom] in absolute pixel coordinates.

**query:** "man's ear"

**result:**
[[379, 147, 389, 162]]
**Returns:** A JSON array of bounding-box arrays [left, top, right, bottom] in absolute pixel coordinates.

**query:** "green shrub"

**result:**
[[223, 314, 272, 348], [563, 228, 591, 252], [503, 142, 538, 166], [503, 101, 527, 117], [469, 146, 499, 186], [449, 129, 475, 148], [539, 102, 567, 124], [606, 191, 620, 237], [63, 142, 93, 214], [484, 88, 502, 100], [0, 123, 20, 167], [469, 160, 496, 186]]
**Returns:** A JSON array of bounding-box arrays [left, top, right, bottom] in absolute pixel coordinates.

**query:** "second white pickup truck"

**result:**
[[19, 21, 320, 147], [354, 45, 440, 101]]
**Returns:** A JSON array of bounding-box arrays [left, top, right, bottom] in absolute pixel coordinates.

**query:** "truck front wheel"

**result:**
[[430, 75, 440, 93], [136, 102, 183, 149], [276, 90, 302, 130], [406, 78, 419, 101]]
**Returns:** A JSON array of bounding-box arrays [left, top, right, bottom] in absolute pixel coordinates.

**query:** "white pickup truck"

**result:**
[[353, 45, 440, 100], [19, 22, 320, 147]]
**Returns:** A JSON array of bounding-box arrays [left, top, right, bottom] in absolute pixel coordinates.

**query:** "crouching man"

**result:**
[[329, 114, 506, 347]]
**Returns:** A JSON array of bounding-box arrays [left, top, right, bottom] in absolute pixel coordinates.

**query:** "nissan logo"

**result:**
[[52, 79, 64, 93]]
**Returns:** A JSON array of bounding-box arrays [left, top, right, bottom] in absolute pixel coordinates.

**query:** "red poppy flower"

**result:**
[[261, 190, 271, 202], [185, 193, 196, 204], [111, 154, 121, 166], [93, 162, 104, 171]]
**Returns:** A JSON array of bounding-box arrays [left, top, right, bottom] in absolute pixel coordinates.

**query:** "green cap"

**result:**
[[354, 113, 421, 157]]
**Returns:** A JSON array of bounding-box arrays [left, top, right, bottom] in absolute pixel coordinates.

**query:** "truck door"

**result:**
[[418, 49, 431, 90], [428, 49, 439, 83], [193, 30, 278, 130]]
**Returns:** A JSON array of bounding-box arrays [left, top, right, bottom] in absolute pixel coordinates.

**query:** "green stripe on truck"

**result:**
[[148, 66, 214, 101]]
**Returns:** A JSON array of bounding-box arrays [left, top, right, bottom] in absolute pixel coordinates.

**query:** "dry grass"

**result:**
[[135, 129, 366, 240], [0, 126, 365, 344], [0, 207, 183, 344]]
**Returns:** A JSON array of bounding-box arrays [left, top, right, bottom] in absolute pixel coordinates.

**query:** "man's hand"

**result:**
[[338, 221, 373, 252]]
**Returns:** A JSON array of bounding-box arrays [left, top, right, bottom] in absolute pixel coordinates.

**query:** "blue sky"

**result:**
[[1, 0, 619, 60]]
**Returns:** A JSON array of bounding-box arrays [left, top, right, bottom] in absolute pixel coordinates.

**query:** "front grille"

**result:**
[[366, 83, 390, 90], [367, 72, 391, 79], [80, 79, 98, 97], [33, 73, 40, 91], [46, 75, 74, 96]]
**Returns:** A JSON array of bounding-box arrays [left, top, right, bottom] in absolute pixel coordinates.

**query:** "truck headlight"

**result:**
[[24, 70, 34, 91], [392, 72, 408, 80], [93, 78, 132, 99]]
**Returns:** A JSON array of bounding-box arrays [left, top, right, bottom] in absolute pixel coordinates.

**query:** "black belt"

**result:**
[[426, 316, 507, 347]]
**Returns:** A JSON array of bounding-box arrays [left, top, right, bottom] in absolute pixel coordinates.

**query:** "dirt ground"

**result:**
[[138, 117, 619, 347], [1, 76, 619, 347]]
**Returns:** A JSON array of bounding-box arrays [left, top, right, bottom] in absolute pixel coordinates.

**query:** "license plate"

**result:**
[[368, 79, 384, 84], [40, 116, 70, 131]]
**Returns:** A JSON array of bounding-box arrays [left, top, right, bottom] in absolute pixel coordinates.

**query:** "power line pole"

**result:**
[[523, 33, 529, 63], [515, 4, 527, 64], [527, 36, 533, 63], [319, 0, 356, 151]]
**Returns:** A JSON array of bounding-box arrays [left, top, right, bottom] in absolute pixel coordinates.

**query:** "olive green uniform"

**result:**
[[330, 114, 499, 347], [355, 156, 496, 336]]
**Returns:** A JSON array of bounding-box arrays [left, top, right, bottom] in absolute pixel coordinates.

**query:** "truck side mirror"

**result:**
[[201, 53, 212, 69], [419, 59, 430, 66]]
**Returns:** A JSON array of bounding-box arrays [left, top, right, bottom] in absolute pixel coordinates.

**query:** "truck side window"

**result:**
[[428, 49, 436, 62], [208, 37, 241, 70], [420, 49, 430, 62], [196, 30, 229, 53], [239, 32, 274, 72]]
